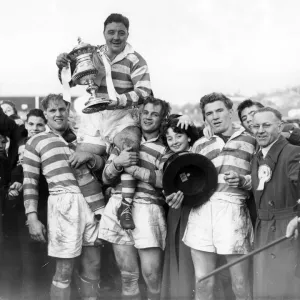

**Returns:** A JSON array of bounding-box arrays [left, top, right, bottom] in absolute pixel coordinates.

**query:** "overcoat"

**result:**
[[251, 136, 300, 299]]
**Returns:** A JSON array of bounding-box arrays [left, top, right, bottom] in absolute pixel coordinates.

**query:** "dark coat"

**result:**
[[251, 136, 300, 299], [160, 205, 194, 300], [0, 107, 23, 172]]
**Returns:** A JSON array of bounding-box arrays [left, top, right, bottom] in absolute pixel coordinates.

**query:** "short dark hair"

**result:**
[[237, 99, 264, 123], [41, 94, 69, 111], [27, 109, 47, 123], [142, 96, 171, 120], [161, 114, 200, 147], [200, 93, 233, 120], [1, 100, 18, 115], [253, 107, 282, 121], [104, 13, 129, 31]]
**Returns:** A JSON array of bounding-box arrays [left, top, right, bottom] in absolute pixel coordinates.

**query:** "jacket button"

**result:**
[[271, 226, 276, 232], [268, 201, 275, 207]]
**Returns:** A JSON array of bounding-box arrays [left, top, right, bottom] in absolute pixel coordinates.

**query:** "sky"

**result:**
[[1, 0, 300, 106]]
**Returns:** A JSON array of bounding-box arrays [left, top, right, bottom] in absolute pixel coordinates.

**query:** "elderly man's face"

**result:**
[[252, 111, 282, 147]]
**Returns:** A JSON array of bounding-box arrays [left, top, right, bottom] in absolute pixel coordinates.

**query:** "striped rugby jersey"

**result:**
[[192, 127, 256, 198], [103, 135, 171, 205], [23, 131, 104, 214], [96, 43, 151, 107]]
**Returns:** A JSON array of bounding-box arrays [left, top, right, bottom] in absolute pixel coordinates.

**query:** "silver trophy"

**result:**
[[68, 38, 110, 114]]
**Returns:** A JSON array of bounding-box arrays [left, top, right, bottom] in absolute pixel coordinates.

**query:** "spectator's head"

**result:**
[[140, 96, 171, 137], [1, 100, 17, 117], [41, 94, 70, 135], [162, 114, 199, 153], [237, 99, 264, 132], [0, 134, 7, 157], [103, 13, 129, 56], [200, 93, 233, 135], [26, 109, 47, 137], [252, 107, 283, 148]]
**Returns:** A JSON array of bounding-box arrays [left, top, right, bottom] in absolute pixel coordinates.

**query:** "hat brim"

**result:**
[[163, 152, 217, 208]]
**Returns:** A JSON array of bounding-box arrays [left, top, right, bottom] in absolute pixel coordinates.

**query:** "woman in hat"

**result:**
[[160, 114, 200, 300]]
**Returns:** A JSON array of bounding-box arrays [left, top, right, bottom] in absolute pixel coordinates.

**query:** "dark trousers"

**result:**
[[18, 207, 55, 300]]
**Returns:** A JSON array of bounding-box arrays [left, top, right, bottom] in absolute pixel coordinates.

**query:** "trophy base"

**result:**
[[82, 98, 111, 114]]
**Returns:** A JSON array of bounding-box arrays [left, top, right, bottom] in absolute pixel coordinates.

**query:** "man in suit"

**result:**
[[251, 107, 300, 299]]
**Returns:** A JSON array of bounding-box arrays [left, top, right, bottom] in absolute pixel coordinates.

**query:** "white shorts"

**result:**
[[98, 194, 167, 250], [183, 195, 253, 255], [47, 193, 99, 258], [77, 109, 138, 146]]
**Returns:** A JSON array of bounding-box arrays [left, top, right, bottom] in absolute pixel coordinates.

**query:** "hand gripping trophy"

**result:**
[[62, 37, 110, 113]]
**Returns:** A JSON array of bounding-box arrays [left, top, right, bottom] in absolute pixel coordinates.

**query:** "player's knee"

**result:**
[[195, 277, 214, 299], [81, 247, 101, 277], [231, 275, 249, 298], [121, 270, 140, 294], [54, 260, 74, 282], [114, 126, 141, 151]]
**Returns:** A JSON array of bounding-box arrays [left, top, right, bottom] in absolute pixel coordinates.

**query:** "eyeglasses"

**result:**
[[252, 122, 281, 130]]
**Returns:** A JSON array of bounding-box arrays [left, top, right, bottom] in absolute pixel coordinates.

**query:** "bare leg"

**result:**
[[113, 244, 141, 300], [138, 247, 163, 300], [191, 249, 217, 300], [114, 126, 141, 230], [75, 246, 101, 300], [225, 255, 251, 300], [50, 258, 74, 300]]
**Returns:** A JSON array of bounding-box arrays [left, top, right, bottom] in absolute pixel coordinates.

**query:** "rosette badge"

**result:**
[[69, 37, 110, 114]]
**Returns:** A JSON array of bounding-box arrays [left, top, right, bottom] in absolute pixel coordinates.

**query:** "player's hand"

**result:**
[[203, 121, 214, 139], [286, 216, 299, 239], [56, 53, 71, 69], [27, 214, 47, 243], [114, 147, 139, 169], [224, 171, 244, 188], [177, 115, 194, 130], [68, 152, 93, 169], [106, 99, 119, 110], [8, 182, 23, 197], [165, 191, 184, 209]]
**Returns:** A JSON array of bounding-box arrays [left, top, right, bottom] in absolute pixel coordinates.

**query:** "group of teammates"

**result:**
[[21, 12, 300, 300]]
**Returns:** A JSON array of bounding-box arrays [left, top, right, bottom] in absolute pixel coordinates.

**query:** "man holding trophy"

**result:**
[[56, 13, 152, 230]]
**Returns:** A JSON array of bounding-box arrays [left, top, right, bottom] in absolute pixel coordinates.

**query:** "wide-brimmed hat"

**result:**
[[163, 152, 218, 208]]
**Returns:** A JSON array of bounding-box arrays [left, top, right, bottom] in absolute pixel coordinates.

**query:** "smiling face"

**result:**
[[26, 116, 46, 137], [166, 127, 190, 153], [240, 105, 260, 132], [252, 111, 282, 147], [204, 100, 233, 135], [44, 99, 69, 135], [104, 22, 129, 57], [140, 103, 163, 135]]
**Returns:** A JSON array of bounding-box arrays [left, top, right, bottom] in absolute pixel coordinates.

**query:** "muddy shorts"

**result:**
[[48, 192, 99, 258], [98, 194, 167, 250], [183, 193, 253, 254]]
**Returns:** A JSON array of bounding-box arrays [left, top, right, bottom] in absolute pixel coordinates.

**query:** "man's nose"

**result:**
[[113, 32, 120, 39]]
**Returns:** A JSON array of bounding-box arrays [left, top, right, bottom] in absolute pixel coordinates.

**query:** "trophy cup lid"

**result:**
[[68, 37, 97, 60]]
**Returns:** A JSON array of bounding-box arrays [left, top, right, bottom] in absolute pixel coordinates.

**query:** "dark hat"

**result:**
[[163, 152, 218, 208]]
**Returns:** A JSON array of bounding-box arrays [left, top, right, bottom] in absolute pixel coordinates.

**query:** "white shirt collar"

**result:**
[[261, 138, 279, 158]]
